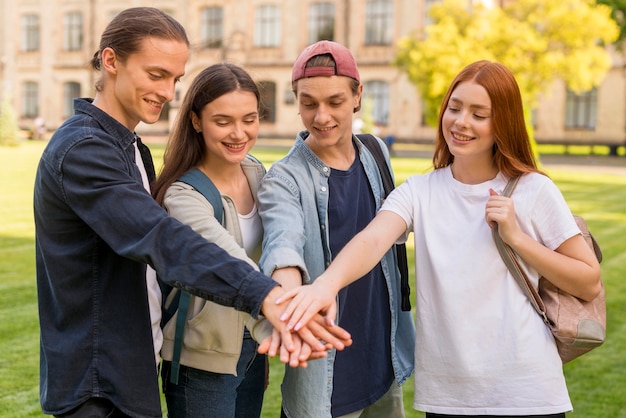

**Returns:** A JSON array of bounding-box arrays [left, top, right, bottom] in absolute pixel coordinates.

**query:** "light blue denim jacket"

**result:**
[[257, 131, 415, 418]]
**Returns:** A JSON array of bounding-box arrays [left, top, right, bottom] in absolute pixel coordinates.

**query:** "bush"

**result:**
[[0, 96, 20, 147]]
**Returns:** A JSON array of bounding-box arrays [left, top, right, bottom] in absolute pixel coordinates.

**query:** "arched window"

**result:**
[[565, 88, 597, 130], [254, 5, 281, 47], [22, 81, 39, 118], [364, 80, 390, 125], [365, 0, 393, 45], [21, 14, 40, 52], [201, 7, 223, 48], [63, 12, 83, 51], [309, 3, 335, 43]]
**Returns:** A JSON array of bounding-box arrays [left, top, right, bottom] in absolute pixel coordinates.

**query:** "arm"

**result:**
[[166, 182, 351, 358], [257, 167, 312, 284], [268, 266, 351, 365], [62, 139, 348, 352], [249, 268, 350, 366], [487, 188, 601, 301], [256, 162, 356, 357], [272, 266, 305, 291], [277, 210, 408, 331], [61, 139, 276, 314], [261, 286, 352, 357]]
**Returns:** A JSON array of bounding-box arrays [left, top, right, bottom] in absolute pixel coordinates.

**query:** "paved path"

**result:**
[[536, 154, 626, 176], [373, 142, 626, 175]]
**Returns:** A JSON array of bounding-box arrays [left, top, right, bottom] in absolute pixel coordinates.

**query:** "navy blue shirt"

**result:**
[[34, 98, 278, 417], [328, 149, 393, 416]]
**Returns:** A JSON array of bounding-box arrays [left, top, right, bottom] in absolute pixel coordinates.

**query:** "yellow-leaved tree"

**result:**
[[395, 0, 619, 155]]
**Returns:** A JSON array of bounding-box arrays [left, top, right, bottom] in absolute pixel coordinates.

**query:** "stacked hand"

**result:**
[[259, 285, 349, 368]]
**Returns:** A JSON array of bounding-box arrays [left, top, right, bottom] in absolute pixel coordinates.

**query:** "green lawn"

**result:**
[[1, 140, 625, 417]]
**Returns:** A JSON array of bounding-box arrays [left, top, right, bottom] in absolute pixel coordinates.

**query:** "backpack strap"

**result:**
[[492, 176, 548, 321], [358, 134, 411, 311], [178, 168, 224, 224], [167, 168, 224, 384]]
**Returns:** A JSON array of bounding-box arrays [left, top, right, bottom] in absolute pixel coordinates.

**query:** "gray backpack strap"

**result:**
[[167, 168, 224, 384]]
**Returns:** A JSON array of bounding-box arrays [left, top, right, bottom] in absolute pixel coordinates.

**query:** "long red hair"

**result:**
[[433, 60, 544, 179]]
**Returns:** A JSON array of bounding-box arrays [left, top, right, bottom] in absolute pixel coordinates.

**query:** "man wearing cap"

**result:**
[[257, 40, 415, 418]]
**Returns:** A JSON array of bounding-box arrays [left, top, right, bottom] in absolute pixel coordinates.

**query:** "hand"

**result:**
[[257, 318, 341, 368], [257, 327, 281, 358], [262, 286, 351, 353], [295, 313, 351, 354], [486, 188, 521, 244], [283, 314, 352, 367], [280, 331, 328, 368], [256, 327, 322, 367], [276, 279, 339, 332]]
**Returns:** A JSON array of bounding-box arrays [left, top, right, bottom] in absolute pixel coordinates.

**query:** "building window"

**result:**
[[565, 88, 597, 130], [63, 12, 83, 51], [259, 81, 276, 123], [364, 80, 390, 125], [200, 7, 223, 49], [63, 82, 81, 118], [365, 0, 393, 45], [22, 81, 39, 118], [21, 14, 40, 52], [308, 3, 335, 43], [254, 5, 281, 47]]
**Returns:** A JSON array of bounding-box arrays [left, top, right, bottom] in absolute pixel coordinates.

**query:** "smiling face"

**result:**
[[442, 80, 495, 163], [98, 36, 189, 131], [192, 89, 259, 166], [295, 75, 362, 149]]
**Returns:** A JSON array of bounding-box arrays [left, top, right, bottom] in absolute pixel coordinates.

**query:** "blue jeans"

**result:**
[[162, 336, 266, 418]]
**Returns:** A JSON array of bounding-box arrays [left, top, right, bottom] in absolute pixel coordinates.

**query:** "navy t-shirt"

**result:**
[[328, 149, 393, 416]]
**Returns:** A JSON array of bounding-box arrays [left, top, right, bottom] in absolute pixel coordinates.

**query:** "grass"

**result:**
[[1, 139, 626, 417]]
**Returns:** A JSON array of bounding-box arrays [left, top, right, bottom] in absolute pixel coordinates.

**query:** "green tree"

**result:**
[[395, 0, 619, 131], [0, 95, 19, 147], [597, 0, 626, 44]]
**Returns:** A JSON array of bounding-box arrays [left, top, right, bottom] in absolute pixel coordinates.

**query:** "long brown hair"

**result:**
[[90, 7, 189, 92], [152, 63, 261, 205], [433, 60, 543, 179]]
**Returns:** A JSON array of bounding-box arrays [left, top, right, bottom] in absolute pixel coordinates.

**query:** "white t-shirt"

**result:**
[[238, 203, 263, 257], [134, 141, 162, 367], [381, 166, 579, 415]]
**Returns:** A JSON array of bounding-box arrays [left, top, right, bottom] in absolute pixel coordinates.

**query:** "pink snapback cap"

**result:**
[[291, 40, 360, 83]]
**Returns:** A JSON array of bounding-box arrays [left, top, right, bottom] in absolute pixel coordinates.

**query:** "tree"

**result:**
[[0, 95, 19, 147], [395, 0, 619, 130], [597, 0, 626, 44]]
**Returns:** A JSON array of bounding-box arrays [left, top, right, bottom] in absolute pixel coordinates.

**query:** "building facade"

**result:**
[[1, 0, 624, 151]]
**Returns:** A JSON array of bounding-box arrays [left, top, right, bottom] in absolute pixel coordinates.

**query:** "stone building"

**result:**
[[0, 0, 624, 152]]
